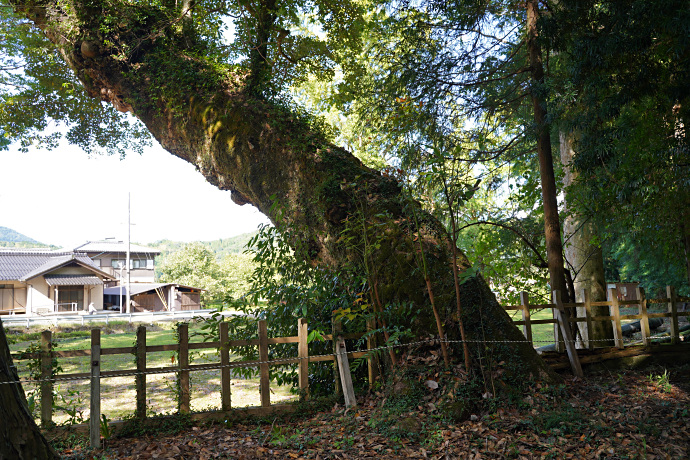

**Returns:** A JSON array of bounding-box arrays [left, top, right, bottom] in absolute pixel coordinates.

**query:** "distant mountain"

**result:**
[[0, 226, 51, 248], [149, 230, 259, 259]]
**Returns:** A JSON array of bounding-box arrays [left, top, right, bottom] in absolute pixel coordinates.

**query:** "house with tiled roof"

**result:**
[[0, 249, 114, 315], [73, 239, 160, 284]]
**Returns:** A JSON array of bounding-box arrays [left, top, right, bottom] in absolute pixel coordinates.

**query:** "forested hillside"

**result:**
[[0, 226, 51, 248], [149, 231, 258, 260]]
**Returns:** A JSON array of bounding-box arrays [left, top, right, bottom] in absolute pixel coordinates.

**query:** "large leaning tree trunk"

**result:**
[[560, 132, 614, 348], [0, 322, 59, 459], [8, 0, 556, 385]]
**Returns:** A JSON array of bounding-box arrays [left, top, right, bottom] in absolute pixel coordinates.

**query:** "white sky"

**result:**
[[0, 141, 270, 249]]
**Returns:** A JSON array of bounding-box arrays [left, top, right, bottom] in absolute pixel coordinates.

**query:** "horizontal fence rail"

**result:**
[[504, 286, 690, 350]]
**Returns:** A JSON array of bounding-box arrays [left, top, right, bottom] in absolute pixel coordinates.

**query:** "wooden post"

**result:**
[[667, 286, 679, 345], [40, 330, 53, 428], [258, 320, 270, 408], [366, 316, 379, 389], [636, 287, 651, 347], [582, 289, 594, 350], [519, 292, 533, 346], [554, 300, 565, 353], [297, 318, 309, 400], [90, 328, 101, 449], [332, 318, 342, 396], [178, 323, 190, 413], [219, 321, 231, 410], [135, 325, 146, 420], [609, 288, 624, 349], [553, 291, 583, 378], [335, 336, 357, 407]]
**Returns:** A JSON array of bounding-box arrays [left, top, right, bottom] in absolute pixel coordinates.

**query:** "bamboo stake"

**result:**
[[366, 316, 379, 389]]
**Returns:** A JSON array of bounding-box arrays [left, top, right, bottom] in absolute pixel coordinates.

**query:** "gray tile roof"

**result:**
[[0, 249, 110, 281], [73, 240, 160, 255], [44, 275, 104, 286]]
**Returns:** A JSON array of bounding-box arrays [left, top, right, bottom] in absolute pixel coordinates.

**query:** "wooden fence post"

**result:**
[[332, 318, 342, 396], [519, 292, 533, 346], [258, 320, 270, 408], [297, 318, 309, 400], [40, 330, 53, 428], [366, 316, 379, 389], [135, 326, 146, 420], [178, 323, 190, 413], [609, 288, 624, 349], [219, 321, 231, 410], [636, 287, 651, 347], [90, 328, 101, 449], [553, 291, 583, 378], [582, 289, 594, 350], [335, 335, 357, 408], [667, 286, 679, 345]]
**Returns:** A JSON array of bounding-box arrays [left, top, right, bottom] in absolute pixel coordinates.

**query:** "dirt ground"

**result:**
[[56, 362, 690, 460]]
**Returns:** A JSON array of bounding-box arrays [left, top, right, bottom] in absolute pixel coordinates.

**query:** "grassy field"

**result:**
[[6, 321, 297, 426]]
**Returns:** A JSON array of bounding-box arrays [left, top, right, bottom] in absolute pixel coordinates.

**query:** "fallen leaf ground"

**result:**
[[57, 364, 690, 459]]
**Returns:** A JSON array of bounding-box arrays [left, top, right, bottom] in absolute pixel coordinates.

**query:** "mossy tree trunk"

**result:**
[[0, 322, 59, 459], [9, 0, 556, 385], [560, 132, 615, 348]]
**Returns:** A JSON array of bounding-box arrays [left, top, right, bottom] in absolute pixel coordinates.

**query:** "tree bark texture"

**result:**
[[0, 322, 59, 459], [9, 0, 556, 385], [560, 132, 614, 348], [682, 219, 690, 289], [526, 0, 570, 301]]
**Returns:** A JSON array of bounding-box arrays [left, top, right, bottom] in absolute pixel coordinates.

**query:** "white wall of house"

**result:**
[[26, 278, 52, 316]]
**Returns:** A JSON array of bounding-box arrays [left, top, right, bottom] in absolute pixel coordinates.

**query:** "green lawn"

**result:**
[[7, 321, 297, 426]]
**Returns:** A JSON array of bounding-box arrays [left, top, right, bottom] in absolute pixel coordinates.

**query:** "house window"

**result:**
[[132, 259, 154, 269], [111, 259, 125, 269], [57, 286, 84, 311]]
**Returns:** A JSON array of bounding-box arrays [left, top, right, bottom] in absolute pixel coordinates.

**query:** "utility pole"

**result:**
[[126, 192, 131, 314]]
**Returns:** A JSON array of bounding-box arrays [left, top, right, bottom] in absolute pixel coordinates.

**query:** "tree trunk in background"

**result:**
[[682, 218, 690, 289], [526, 0, 570, 301], [6, 0, 557, 400], [560, 132, 615, 348], [0, 322, 59, 459]]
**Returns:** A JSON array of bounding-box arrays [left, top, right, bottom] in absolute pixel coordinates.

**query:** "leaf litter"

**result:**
[[58, 363, 690, 459]]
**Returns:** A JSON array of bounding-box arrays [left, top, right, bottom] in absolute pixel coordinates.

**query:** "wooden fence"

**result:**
[[505, 286, 690, 351], [11, 318, 375, 448]]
